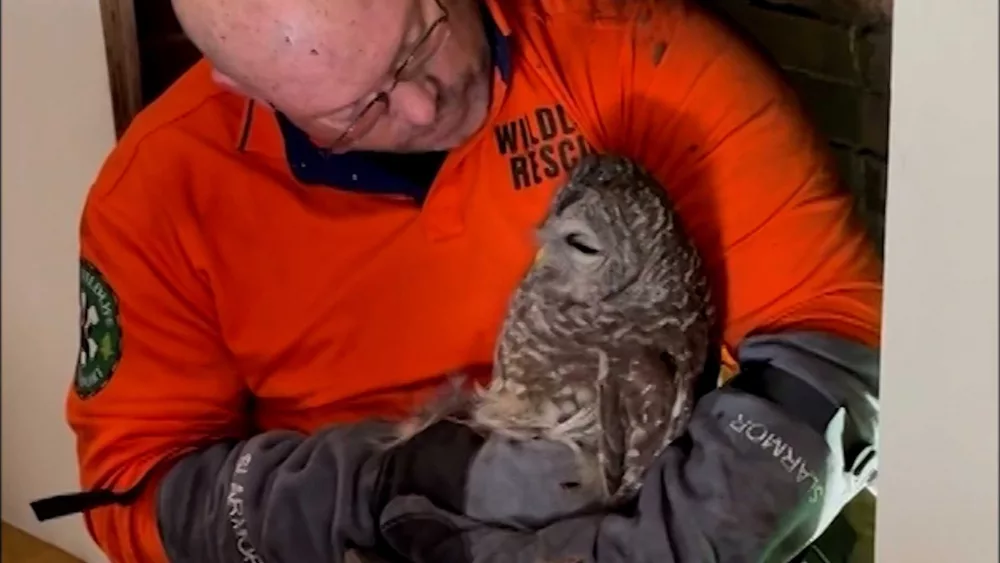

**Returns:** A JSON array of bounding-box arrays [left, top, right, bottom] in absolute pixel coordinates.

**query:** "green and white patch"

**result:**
[[76, 259, 122, 399]]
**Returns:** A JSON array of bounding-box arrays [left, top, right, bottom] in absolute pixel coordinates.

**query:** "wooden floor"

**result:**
[[1, 523, 82, 563]]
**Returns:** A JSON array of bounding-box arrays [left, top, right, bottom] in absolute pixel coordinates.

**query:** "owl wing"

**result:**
[[597, 351, 627, 500], [609, 350, 679, 501], [611, 316, 713, 500]]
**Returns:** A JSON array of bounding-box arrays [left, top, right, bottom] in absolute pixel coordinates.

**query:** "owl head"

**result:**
[[528, 154, 685, 306]]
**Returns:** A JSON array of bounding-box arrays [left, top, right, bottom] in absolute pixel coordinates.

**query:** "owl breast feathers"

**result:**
[[470, 153, 717, 505]]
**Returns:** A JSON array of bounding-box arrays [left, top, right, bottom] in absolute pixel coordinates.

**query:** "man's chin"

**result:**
[[439, 102, 490, 150]]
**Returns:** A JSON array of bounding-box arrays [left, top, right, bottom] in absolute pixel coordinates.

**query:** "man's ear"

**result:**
[[210, 69, 274, 108], [211, 69, 246, 94], [212, 68, 271, 103]]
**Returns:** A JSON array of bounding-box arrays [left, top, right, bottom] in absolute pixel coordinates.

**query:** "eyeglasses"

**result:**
[[325, 0, 450, 153]]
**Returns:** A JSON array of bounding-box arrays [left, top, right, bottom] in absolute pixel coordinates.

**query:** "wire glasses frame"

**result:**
[[325, 0, 451, 152]]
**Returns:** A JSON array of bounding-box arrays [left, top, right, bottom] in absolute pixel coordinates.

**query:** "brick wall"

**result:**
[[133, 0, 200, 106], [701, 0, 892, 253]]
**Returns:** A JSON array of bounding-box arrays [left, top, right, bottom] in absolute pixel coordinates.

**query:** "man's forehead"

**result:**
[[191, 0, 417, 115], [282, 1, 419, 115]]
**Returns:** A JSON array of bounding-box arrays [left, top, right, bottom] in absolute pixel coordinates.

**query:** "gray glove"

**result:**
[[374, 332, 880, 563], [155, 418, 488, 563]]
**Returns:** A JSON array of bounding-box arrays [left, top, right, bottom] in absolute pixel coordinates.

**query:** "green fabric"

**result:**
[[801, 489, 877, 563]]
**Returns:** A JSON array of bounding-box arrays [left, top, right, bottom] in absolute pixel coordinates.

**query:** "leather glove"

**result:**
[[367, 420, 607, 562], [372, 353, 879, 562], [378, 494, 603, 563], [371, 420, 486, 516], [374, 333, 879, 563]]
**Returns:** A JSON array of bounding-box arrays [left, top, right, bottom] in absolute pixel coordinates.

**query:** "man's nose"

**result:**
[[390, 78, 441, 127]]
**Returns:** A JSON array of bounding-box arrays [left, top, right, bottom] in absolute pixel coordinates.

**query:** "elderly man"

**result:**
[[32, 0, 881, 561]]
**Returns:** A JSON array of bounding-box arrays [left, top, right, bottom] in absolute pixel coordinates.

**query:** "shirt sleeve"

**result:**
[[59, 146, 475, 563], [570, 0, 883, 351], [66, 146, 250, 562]]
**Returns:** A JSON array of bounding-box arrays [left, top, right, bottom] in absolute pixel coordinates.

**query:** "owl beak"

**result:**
[[532, 226, 553, 265], [533, 246, 545, 265]]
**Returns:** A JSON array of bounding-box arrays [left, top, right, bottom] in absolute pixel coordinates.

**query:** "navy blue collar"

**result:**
[[485, 1, 512, 83], [277, 3, 511, 205]]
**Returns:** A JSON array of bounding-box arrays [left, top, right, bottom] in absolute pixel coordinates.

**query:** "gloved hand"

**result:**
[[371, 420, 486, 517], [367, 420, 610, 562], [378, 494, 603, 563], [372, 343, 880, 563]]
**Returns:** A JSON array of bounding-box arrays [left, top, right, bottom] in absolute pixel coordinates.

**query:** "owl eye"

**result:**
[[565, 233, 600, 255]]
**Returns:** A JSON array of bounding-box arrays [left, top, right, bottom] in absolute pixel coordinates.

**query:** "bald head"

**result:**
[[172, 0, 409, 107], [170, 0, 492, 153]]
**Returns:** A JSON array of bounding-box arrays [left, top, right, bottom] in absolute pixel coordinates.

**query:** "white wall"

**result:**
[[1, 0, 115, 560], [875, 0, 999, 559]]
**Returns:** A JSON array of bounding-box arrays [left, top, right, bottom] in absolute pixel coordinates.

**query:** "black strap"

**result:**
[[30, 472, 153, 522], [727, 361, 840, 436]]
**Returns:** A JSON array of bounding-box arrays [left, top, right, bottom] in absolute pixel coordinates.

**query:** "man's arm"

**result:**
[[26, 145, 378, 563], [557, 0, 883, 349], [374, 2, 882, 560], [34, 144, 483, 563], [154, 425, 386, 563], [589, 331, 879, 562], [157, 419, 486, 563], [589, 0, 883, 538]]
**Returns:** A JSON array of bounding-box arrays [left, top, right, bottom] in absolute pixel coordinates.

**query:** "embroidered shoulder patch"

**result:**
[[76, 259, 122, 398]]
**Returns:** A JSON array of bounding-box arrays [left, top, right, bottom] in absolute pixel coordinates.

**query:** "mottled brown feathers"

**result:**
[[396, 154, 716, 506]]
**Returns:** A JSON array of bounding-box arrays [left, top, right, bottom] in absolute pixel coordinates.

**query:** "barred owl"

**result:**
[[468, 154, 716, 504], [393, 154, 716, 507]]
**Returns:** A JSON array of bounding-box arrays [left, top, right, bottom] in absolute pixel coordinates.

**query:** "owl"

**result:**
[[390, 153, 716, 509], [466, 153, 717, 504]]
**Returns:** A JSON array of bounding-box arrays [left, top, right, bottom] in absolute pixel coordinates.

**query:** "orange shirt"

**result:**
[[68, 1, 882, 561]]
